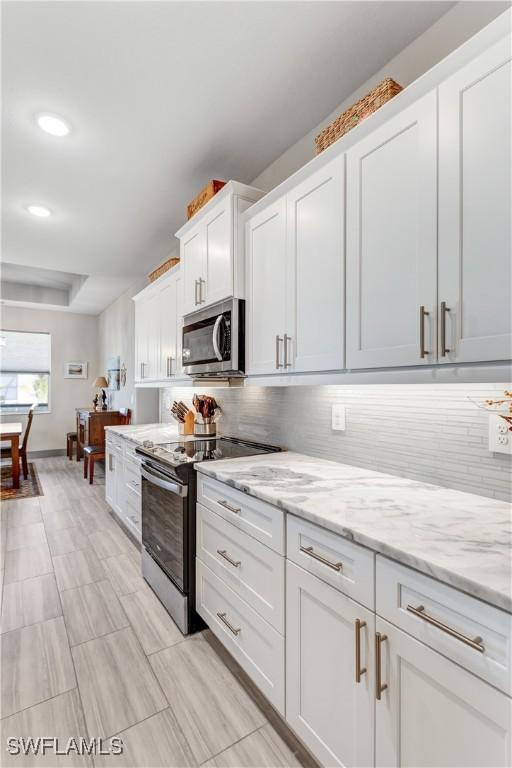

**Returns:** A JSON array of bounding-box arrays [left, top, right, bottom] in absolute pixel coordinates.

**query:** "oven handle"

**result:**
[[141, 465, 188, 497], [212, 314, 224, 362]]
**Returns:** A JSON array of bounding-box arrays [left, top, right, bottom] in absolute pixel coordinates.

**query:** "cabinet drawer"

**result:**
[[106, 432, 123, 450], [197, 474, 285, 554], [124, 461, 141, 497], [197, 502, 284, 633], [376, 556, 512, 695], [287, 514, 374, 609], [196, 559, 285, 714], [123, 440, 140, 463]]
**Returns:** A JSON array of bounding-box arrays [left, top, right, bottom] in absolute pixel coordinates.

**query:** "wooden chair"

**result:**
[[66, 431, 78, 460], [0, 404, 36, 480], [83, 408, 131, 485]]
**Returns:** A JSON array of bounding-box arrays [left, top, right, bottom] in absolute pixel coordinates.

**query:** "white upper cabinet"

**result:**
[[181, 228, 204, 316], [346, 91, 437, 369], [133, 267, 183, 384], [375, 617, 512, 768], [247, 156, 345, 376], [176, 182, 264, 318], [438, 37, 512, 364], [247, 198, 287, 375], [286, 157, 345, 373], [159, 273, 178, 380], [134, 286, 160, 382]]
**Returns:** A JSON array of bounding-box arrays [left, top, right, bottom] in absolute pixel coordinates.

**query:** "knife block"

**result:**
[[179, 411, 195, 436]]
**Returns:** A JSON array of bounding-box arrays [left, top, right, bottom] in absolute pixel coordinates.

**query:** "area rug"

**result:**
[[0, 462, 43, 501]]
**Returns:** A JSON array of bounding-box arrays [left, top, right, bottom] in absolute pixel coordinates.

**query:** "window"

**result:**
[[0, 330, 51, 412]]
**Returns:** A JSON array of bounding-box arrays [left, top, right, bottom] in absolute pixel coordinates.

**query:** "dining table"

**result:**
[[0, 422, 22, 489]]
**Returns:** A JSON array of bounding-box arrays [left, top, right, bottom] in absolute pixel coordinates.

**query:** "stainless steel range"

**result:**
[[135, 436, 281, 634]]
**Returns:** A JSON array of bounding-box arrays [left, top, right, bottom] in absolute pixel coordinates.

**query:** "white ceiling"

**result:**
[[2, 1, 454, 314]]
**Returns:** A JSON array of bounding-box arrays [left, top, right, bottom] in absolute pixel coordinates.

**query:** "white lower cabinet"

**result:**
[[195, 476, 512, 768], [196, 558, 285, 714], [286, 560, 375, 768], [375, 616, 512, 768], [104, 433, 141, 542]]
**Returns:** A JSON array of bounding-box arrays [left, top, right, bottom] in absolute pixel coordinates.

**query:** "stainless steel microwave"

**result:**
[[182, 298, 245, 377]]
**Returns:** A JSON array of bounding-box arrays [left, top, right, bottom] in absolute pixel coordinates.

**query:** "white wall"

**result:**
[[251, 1, 510, 191], [97, 280, 158, 424], [0, 305, 98, 452]]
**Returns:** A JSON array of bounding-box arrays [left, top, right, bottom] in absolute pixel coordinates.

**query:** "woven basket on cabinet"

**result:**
[[315, 78, 403, 154]]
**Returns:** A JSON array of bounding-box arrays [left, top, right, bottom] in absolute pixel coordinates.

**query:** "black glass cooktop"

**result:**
[[136, 436, 280, 469]]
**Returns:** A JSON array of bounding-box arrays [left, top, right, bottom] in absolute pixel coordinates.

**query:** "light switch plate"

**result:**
[[488, 414, 512, 455], [331, 404, 346, 431]]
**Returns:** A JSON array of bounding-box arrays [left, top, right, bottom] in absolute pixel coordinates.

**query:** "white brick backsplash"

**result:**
[[160, 383, 512, 501]]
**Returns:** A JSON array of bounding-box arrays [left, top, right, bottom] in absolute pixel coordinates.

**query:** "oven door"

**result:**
[[141, 461, 188, 592], [182, 299, 243, 376]]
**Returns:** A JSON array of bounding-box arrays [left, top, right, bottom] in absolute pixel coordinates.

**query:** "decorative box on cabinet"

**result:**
[[176, 181, 264, 318]]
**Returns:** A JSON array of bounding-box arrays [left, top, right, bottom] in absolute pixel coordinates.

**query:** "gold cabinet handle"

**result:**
[[440, 301, 450, 357], [420, 305, 430, 358], [355, 619, 367, 683], [217, 549, 241, 568], [375, 632, 388, 700], [217, 612, 241, 636], [406, 605, 484, 652], [300, 545, 343, 572], [275, 335, 283, 369], [217, 499, 241, 514]]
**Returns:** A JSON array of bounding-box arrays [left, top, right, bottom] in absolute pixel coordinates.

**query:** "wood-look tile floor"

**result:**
[[1, 456, 315, 768]]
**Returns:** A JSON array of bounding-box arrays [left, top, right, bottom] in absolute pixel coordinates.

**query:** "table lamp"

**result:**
[[93, 376, 108, 411]]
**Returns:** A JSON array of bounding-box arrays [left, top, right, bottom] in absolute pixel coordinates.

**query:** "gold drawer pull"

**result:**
[[217, 612, 241, 636], [217, 549, 241, 568], [300, 545, 343, 572], [406, 605, 485, 653], [375, 632, 388, 701], [217, 499, 241, 514], [355, 619, 367, 683]]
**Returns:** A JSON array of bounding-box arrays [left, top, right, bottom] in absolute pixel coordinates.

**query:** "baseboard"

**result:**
[[28, 449, 66, 459]]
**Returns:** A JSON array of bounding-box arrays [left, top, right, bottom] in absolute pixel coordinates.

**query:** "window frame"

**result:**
[[0, 330, 52, 415]]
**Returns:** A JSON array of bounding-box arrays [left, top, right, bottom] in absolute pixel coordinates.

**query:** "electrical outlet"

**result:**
[[331, 404, 346, 431], [488, 414, 512, 455]]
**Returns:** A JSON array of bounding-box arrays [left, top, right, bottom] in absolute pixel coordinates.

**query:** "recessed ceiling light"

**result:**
[[36, 113, 70, 137], [26, 204, 52, 218]]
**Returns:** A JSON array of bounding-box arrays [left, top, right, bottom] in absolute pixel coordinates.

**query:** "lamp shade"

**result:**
[[93, 376, 108, 388]]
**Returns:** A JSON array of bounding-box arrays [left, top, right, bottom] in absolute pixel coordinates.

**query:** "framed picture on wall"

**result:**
[[64, 361, 88, 379]]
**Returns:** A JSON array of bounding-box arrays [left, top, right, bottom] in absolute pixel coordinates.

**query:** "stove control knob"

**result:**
[[142, 440, 154, 449]]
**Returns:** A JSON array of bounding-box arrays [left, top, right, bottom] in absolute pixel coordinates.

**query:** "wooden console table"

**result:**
[[76, 409, 123, 461]]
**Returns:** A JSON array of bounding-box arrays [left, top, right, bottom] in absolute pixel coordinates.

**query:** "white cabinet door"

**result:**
[[181, 226, 204, 316], [375, 617, 512, 768], [247, 198, 287, 375], [203, 196, 233, 308], [286, 561, 374, 767], [175, 275, 184, 378], [286, 157, 345, 372], [438, 37, 512, 364], [134, 297, 149, 382], [105, 448, 116, 508], [158, 275, 178, 380], [346, 92, 437, 369]]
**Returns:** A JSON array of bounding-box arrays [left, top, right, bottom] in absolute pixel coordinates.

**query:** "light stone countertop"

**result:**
[[196, 451, 512, 613], [105, 422, 180, 444]]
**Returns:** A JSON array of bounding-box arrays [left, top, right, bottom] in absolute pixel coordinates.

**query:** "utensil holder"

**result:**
[[194, 418, 216, 437]]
